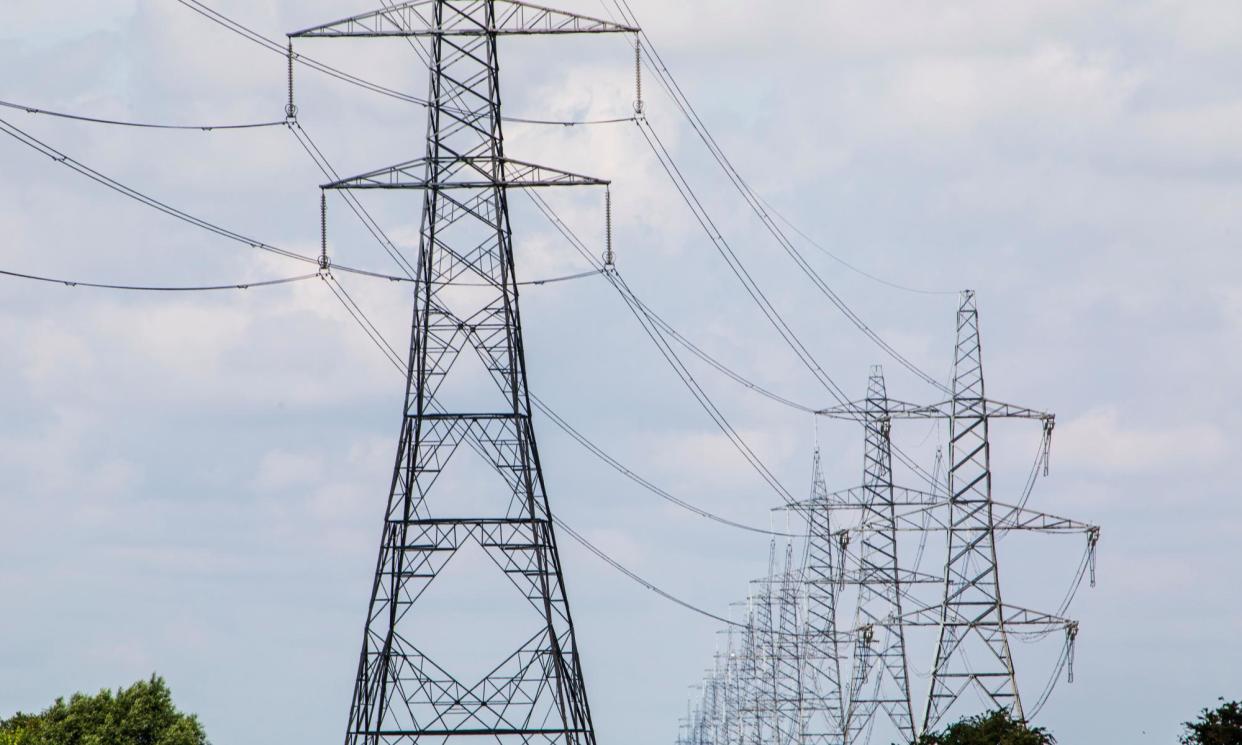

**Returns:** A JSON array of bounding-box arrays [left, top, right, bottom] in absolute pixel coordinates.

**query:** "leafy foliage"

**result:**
[[912, 709, 1056, 745], [0, 675, 208, 745], [1181, 699, 1242, 745]]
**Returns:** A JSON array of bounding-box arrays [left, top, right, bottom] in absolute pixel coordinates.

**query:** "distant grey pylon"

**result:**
[[843, 368, 916, 744]]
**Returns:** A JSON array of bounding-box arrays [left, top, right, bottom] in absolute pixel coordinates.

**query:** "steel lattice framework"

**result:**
[[800, 452, 846, 745], [819, 291, 1096, 735], [842, 369, 916, 745], [291, 4, 635, 745], [683, 291, 1099, 745]]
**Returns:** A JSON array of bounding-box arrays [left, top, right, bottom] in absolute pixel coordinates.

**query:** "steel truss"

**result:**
[[291, 4, 635, 745], [682, 291, 1099, 745], [818, 291, 1098, 735]]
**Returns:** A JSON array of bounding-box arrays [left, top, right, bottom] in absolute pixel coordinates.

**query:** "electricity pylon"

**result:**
[[842, 368, 916, 745], [799, 451, 846, 745], [686, 454, 851, 745], [819, 291, 1099, 736], [290, 4, 636, 745], [793, 371, 937, 745], [774, 542, 808, 745]]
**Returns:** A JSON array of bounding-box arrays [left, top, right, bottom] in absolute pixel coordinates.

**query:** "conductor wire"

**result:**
[[0, 98, 286, 131]]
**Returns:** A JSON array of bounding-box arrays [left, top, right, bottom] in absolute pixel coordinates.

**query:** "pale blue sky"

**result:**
[[2, 1, 1240, 744]]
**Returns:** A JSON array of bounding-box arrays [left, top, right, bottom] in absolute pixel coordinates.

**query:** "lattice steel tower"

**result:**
[[800, 451, 846, 745], [843, 368, 915, 745], [819, 291, 1097, 738], [290, 4, 636, 744]]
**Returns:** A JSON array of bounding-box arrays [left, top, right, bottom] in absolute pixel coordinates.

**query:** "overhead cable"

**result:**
[[530, 395, 797, 538], [0, 98, 285, 131], [317, 273, 757, 628], [524, 190, 818, 414], [0, 267, 318, 292], [553, 517, 746, 628], [0, 114, 314, 265], [177, 0, 635, 128], [328, 262, 795, 538], [288, 120, 418, 278], [174, 0, 430, 106], [524, 189, 799, 508], [630, 116, 851, 408], [528, 187, 945, 492], [608, 0, 951, 394], [756, 195, 958, 297], [0, 114, 598, 289]]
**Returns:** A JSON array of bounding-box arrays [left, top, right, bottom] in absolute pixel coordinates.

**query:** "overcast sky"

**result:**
[[2, 1, 1241, 743]]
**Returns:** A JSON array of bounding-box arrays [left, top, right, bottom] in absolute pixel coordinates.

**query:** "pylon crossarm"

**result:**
[[813, 396, 942, 420], [816, 398, 1053, 422], [878, 602, 1073, 629], [888, 398, 1053, 421], [847, 500, 1097, 535], [830, 567, 941, 586], [323, 156, 610, 190], [991, 502, 1098, 534], [776, 484, 942, 511], [290, 0, 638, 38]]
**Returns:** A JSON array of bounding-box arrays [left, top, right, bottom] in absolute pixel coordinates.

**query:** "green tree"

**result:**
[[0, 675, 208, 745], [1181, 699, 1242, 745], [912, 709, 1056, 745]]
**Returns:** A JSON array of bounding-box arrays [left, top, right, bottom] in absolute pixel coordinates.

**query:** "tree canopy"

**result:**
[[912, 709, 1056, 745], [1181, 699, 1242, 745], [0, 675, 208, 745]]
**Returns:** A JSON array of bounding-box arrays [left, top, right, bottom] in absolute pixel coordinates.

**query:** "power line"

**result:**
[[526, 186, 944, 494], [0, 114, 600, 289], [554, 517, 746, 629], [288, 120, 419, 278], [0, 98, 286, 131], [630, 115, 850, 408], [524, 189, 799, 508], [755, 195, 958, 297], [606, 0, 951, 395], [177, 0, 636, 128], [0, 114, 315, 265], [291, 120, 605, 288], [318, 262, 751, 638], [175, 0, 430, 106], [529, 395, 797, 538], [0, 267, 318, 292], [523, 190, 818, 414], [328, 260, 795, 539]]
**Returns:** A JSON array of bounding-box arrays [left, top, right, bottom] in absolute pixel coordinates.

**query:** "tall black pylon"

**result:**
[[291, 4, 636, 745]]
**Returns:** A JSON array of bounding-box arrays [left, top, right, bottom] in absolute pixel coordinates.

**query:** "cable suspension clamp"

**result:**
[[1066, 622, 1079, 683], [603, 186, 615, 269], [285, 40, 299, 120], [319, 191, 331, 273], [633, 38, 644, 116], [1042, 416, 1056, 476], [1087, 526, 1100, 588]]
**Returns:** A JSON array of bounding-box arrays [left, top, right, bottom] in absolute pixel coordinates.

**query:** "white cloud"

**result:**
[[250, 449, 325, 491], [1055, 407, 1230, 472], [5, 2, 1242, 744]]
